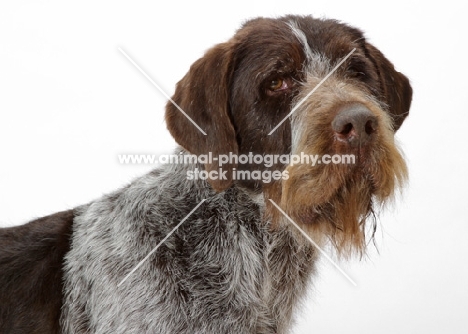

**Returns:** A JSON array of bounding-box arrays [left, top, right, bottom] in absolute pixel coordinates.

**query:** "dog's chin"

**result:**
[[281, 173, 372, 257], [279, 158, 406, 257]]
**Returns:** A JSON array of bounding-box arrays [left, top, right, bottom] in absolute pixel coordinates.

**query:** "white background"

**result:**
[[1, 1, 467, 333]]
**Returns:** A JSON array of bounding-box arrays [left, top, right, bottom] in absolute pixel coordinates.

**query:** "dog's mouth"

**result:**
[[299, 169, 376, 212], [282, 164, 374, 212]]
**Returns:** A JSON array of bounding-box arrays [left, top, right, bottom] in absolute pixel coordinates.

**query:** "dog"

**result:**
[[0, 15, 411, 333]]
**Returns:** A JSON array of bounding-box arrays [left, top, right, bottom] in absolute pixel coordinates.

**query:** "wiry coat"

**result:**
[[60, 160, 316, 333]]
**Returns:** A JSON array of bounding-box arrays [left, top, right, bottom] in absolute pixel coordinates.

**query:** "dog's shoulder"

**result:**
[[0, 209, 74, 334]]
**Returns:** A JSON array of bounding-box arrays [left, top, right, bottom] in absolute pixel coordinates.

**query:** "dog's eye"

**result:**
[[269, 78, 288, 91]]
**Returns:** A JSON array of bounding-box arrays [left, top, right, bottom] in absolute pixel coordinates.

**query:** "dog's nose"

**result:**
[[332, 104, 377, 146]]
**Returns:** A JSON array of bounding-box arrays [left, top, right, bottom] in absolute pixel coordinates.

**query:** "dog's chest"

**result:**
[[62, 174, 316, 333]]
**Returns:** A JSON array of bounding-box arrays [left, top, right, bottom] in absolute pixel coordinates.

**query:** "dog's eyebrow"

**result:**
[[287, 20, 314, 63]]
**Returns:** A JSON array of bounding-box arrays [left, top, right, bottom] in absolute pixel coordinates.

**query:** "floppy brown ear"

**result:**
[[365, 43, 413, 131], [165, 43, 238, 192]]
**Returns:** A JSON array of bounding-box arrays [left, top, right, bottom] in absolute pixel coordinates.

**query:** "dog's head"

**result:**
[[165, 15, 412, 255]]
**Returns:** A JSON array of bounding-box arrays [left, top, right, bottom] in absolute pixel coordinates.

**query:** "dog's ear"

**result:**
[[165, 43, 237, 192], [365, 43, 413, 131]]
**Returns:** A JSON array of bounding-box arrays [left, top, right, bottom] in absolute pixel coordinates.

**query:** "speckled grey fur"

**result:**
[[61, 158, 317, 333]]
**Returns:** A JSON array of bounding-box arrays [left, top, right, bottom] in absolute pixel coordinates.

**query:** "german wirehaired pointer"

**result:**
[[0, 15, 412, 333]]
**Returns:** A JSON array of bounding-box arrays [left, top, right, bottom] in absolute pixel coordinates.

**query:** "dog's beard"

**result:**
[[278, 159, 405, 258]]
